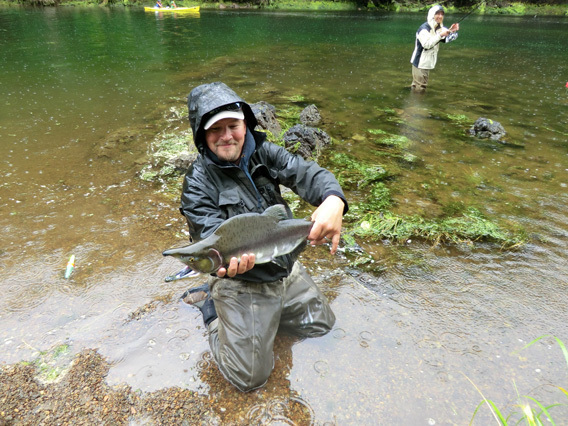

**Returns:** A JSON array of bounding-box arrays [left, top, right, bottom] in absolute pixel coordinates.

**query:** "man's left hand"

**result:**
[[217, 253, 256, 278], [308, 195, 345, 255]]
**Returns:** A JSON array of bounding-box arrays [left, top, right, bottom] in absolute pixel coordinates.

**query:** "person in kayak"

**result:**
[[154, 0, 163, 7], [177, 82, 347, 392], [410, 4, 459, 92], [170, 0, 176, 8]]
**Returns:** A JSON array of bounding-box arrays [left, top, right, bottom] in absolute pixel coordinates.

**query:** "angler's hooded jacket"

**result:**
[[410, 5, 458, 70], [181, 81, 348, 282]]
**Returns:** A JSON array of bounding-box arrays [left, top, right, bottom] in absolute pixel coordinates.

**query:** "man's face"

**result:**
[[434, 11, 444, 24], [205, 118, 247, 163]]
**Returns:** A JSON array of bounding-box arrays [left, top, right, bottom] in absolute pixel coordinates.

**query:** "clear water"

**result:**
[[1, 7, 567, 424]]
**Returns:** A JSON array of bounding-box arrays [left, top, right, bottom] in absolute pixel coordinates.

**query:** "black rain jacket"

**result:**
[[181, 82, 347, 282]]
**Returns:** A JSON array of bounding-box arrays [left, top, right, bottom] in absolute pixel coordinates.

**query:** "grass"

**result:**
[[468, 336, 568, 425]]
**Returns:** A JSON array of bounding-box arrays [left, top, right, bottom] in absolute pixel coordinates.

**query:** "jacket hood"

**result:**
[[187, 82, 258, 153], [427, 5, 444, 29]]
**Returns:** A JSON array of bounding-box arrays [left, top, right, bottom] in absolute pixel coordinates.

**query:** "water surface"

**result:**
[[1, 7, 567, 424]]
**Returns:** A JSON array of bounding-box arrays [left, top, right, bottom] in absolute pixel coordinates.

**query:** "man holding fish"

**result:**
[[167, 82, 348, 392]]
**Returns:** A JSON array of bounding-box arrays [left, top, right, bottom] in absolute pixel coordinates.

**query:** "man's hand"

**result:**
[[308, 195, 345, 255], [217, 253, 256, 278], [449, 23, 459, 32]]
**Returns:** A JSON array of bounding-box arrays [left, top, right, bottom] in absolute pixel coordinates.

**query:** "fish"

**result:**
[[162, 204, 313, 274]]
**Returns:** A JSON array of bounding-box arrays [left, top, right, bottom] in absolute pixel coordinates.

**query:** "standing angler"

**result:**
[[410, 4, 460, 92], [176, 82, 348, 392]]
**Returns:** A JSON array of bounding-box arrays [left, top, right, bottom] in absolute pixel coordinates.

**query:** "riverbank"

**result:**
[[2, 0, 567, 16]]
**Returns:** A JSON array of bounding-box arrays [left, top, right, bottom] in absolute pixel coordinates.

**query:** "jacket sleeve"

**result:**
[[417, 28, 442, 50], [180, 161, 226, 241], [260, 142, 348, 214]]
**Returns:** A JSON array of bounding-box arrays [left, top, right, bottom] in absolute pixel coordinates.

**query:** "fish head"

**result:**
[[163, 246, 223, 274]]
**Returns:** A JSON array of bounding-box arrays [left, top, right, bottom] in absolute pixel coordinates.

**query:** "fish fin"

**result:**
[[262, 204, 289, 221], [289, 239, 308, 260]]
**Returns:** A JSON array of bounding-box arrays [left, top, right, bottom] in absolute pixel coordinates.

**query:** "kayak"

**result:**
[[144, 6, 200, 13]]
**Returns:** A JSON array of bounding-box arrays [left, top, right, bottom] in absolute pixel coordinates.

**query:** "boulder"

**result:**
[[283, 124, 331, 159], [166, 151, 198, 172], [299, 104, 322, 126], [251, 101, 282, 138], [469, 117, 506, 141]]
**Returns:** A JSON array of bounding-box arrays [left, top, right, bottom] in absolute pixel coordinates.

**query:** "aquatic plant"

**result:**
[[349, 208, 527, 248], [367, 128, 388, 135], [468, 335, 568, 425], [447, 113, 470, 124], [373, 134, 411, 149], [284, 94, 306, 103], [271, 104, 303, 143], [329, 152, 392, 189], [20, 343, 72, 384], [139, 130, 196, 182], [358, 182, 391, 212]]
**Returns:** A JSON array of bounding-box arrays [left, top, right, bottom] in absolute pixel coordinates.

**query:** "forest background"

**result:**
[[2, 0, 567, 16]]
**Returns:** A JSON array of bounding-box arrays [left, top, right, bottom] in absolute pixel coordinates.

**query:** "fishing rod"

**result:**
[[456, 1, 483, 24]]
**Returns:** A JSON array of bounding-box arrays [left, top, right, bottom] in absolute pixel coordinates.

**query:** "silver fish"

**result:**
[[162, 204, 313, 274]]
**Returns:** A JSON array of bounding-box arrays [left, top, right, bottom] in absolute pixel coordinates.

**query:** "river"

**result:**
[[1, 6, 567, 424]]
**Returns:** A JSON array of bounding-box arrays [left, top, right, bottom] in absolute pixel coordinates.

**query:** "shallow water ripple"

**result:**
[[246, 396, 315, 426]]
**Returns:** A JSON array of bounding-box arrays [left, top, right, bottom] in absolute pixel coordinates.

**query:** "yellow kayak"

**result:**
[[144, 6, 200, 13]]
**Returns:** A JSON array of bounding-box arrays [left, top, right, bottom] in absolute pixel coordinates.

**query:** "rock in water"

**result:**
[[469, 117, 507, 141]]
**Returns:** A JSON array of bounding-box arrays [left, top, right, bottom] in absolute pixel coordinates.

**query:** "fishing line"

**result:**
[[457, 1, 483, 24]]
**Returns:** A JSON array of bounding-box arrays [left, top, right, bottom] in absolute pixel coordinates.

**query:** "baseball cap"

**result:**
[[203, 103, 245, 130]]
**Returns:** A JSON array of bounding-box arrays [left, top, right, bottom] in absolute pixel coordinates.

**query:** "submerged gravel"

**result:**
[[0, 349, 215, 425]]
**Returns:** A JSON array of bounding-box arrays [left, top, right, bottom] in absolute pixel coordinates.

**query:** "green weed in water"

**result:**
[[373, 134, 411, 149], [367, 128, 388, 135], [329, 152, 392, 189], [358, 182, 391, 212], [349, 208, 527, 248], [284, 94, 306, 103], [26, 343, 72, 384], [374, 150, 419, 164], [447, 113, 469, 124], [375, 106, 396, 115], [139, 130, 196, 182]]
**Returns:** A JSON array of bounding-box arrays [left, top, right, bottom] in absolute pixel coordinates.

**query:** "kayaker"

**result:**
[[170, 0, 177, 7], [154, 0, 163, 7], [176, 82, 347, 392], [410, 5, 459, 92]]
